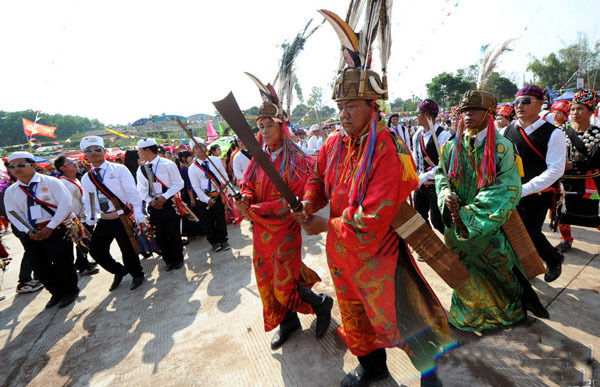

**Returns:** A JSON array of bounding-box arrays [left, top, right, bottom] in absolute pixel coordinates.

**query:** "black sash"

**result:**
[[87, 170, 131, 215], [240, 149, 252, 160], [139, 166, 167, 194]]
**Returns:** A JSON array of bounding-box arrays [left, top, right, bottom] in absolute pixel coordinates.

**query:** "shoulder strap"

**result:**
[[419, 132, 435, 166], [240, 149, 252, 160], [140, 165, 169, 190], [88, 169, 130, 214], [19, 185, 57, 216], [59, 176, 83, 195], [193, 160, 223, 189], [517, 125, 545, 161]]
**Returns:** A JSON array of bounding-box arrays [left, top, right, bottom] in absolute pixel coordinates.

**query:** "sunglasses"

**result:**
[[513, 97, 541, 106], [7, 163, 32, 170], [84, 147, 104, 154]]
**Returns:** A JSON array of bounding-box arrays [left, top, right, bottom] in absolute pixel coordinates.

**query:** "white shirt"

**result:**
[[136, 155, 184, 204], [4, 173, 73, 233], [412, 124, 452, 185], [307, 135, 324, 155], [59, 176, 85, 218], [517, 118, 566, 197], [188, 156, 231, 204], [232, 149, 252, 181], [390, 125, 412, 152], [81, 161, 143, 216]]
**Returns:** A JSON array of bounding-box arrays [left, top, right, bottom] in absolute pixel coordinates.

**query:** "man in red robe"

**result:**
[[236, 75, 333, 350], [294, 7, 452, 386]]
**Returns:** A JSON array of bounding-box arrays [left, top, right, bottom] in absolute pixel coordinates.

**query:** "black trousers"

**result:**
[[414, 185, 444, 234], [12, 225, 35, 283], [198, 196, 228, 245], [517, 192, 563, 267], [148, 205, 183, 265], [21, 227, 79, 297], [89, 218, 143, 278]]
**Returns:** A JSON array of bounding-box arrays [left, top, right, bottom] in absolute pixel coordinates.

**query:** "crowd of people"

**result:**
[[0, 7, 599, 387]]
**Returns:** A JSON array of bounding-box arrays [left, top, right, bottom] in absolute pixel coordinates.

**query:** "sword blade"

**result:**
[[9, 210, 35, 232], [212, 92, 302, 212]]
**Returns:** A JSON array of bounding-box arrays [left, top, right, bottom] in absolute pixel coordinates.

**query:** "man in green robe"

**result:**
[[435, 89, 548, 331]]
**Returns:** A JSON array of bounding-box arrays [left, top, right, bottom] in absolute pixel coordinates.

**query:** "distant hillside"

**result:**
[[0, 110, 105, 147]]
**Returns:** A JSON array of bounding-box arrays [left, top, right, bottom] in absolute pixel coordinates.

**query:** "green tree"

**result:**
[[483, 72, 518, 102], [426, 72, 475, 108], [307, 86, 324, 110], [292, 103, 309, 118], [390, 96, 421, 112], [243, 106, 259, 116], [527, 34, 600, 90], [294, 79, 304, 104], [0, 110, 105, 147]]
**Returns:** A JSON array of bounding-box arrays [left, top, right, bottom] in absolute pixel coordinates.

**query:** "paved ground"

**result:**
[[0, 208, 598, 387]]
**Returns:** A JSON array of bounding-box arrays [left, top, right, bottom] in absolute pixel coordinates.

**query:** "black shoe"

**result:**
[[313, 294, 333, 337], [182, 239, 190, 246], [165, 263, 175, 272], [45, 294, 62, 309], [130, 276, 144, 290], [555, 240, 572, 252], [109, 273, 125, 291], [79, 266, 100, 276], [173, 261, 184, 270], [341, 364, 390, 387], [544, 252, 564, 283], [58, 294, 78, 308], [270, 319, 301, 350], [220, 241, 231, 251], [212, 243, 222, 252]]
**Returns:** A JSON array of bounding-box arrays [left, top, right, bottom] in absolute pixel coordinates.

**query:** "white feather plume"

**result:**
[[477, 39, 515, 90]]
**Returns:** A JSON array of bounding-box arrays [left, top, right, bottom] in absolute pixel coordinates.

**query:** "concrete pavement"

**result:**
[[0, 211, 598, 386]]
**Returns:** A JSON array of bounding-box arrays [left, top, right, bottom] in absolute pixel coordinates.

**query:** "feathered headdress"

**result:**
[[243, 21, 318, 184], [277, 19, 322, 114], [319, 1, 400, 207], [319, 0, 392, 101], [449, 39, 514, 189]]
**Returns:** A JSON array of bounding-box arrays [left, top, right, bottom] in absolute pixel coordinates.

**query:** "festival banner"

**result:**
[[22, 118, 57, 138], [104, 127, 129, 138], [206, 120, 218, 141]]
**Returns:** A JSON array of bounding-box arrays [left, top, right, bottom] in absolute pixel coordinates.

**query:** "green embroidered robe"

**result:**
[[435, 132, 548, 331]]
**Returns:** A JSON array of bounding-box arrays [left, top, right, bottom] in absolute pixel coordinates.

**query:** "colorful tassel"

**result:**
[[477, 114, 497, 188]]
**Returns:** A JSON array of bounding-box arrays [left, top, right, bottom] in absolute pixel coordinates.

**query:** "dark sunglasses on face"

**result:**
[[7, 163, 32, 170], [84, 147, 104, 153], [513, 97, 540, 106]]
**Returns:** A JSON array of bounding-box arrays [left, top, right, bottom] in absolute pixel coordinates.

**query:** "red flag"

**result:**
[[22, 118, 57, 138], [206, 120, 218, 142], [109, 137, 115, 143]]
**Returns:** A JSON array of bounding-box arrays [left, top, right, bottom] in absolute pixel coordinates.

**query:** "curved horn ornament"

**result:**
[[369, 75, 387, 95]]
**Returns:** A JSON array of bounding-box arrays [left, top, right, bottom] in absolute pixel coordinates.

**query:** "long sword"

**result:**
[[9, 211, 35, 232], [89, 192, 96, 221], [212, 92, 302, 212], [144, 164, 157, 199]]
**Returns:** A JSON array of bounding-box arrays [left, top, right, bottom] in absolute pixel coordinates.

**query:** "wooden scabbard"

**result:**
[[108, 197, 141, 254], [391, 202, 470, 289], [502, 210, 546, 280]]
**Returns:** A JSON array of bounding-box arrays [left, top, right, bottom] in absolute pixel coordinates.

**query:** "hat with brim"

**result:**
[[8, 151, 35, 162], [80, 136, 105, 151]]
